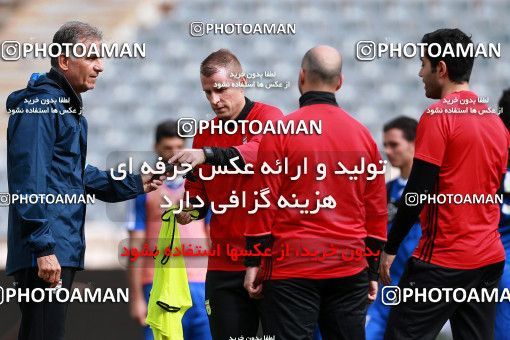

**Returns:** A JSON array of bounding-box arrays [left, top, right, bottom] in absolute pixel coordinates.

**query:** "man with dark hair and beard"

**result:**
[[495, 88, 510, 340], [380, 28, 509, 340]]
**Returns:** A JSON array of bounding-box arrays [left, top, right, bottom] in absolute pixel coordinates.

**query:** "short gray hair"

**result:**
[[51, 21, 103, 67]]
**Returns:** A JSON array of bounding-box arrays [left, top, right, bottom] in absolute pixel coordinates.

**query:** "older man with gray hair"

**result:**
[[6, 21, 163, 340]]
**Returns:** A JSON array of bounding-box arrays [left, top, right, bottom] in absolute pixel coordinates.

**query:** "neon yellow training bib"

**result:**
[[146, 208, 198, 340]]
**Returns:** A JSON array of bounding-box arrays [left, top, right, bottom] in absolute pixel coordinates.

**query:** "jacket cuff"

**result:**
[[383, 242, 398, 256], [135, 174, 145, 195], [244, 234, 272, 267], [366, 237, 385, 281], [202, 147, 215, 164], [35, 247, 55, 258], [368, 271, 379, 281]]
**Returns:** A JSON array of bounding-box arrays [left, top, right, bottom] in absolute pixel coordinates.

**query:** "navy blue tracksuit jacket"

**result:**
[[6, 67, 143, 275]]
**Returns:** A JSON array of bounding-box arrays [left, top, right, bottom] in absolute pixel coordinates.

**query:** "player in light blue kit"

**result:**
[[496, 89, 510, 340], [126, 120, 212, 340], [366, 116, 422, 340]]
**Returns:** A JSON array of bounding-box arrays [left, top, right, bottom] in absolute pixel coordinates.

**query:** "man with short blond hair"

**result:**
[[172, 48, 284, 339]]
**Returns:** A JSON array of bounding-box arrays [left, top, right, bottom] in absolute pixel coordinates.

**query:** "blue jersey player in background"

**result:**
[[366, 116, 422, 340], [496, 89, 510, 340], [126, 120, 212, 340]]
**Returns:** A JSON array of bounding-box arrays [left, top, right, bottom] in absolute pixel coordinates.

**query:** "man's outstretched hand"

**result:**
[[168, 149, 206, 168], [141, 174, 166, 193]]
